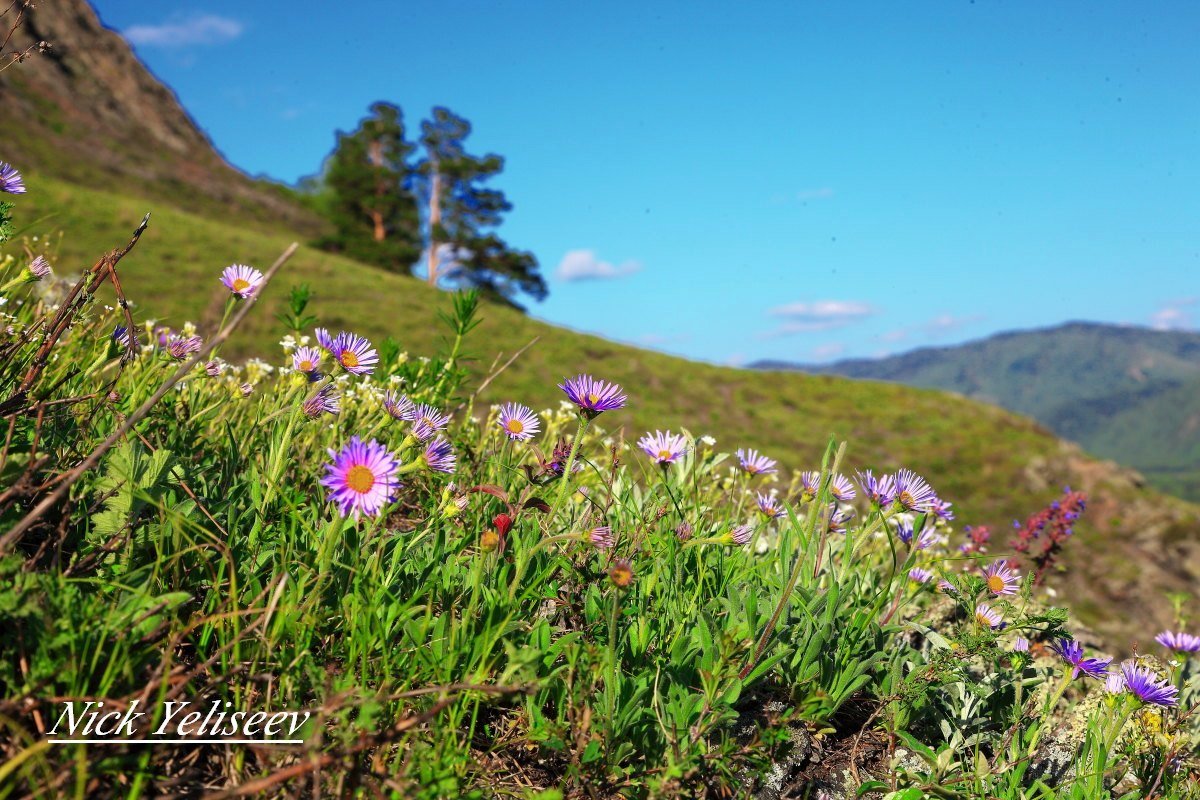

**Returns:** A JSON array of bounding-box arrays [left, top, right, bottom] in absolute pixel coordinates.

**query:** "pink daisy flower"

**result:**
[[220, 264, 265, 298], [320, 437, 401, 518]]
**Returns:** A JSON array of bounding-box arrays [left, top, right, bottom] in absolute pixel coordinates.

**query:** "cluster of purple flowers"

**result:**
[[1048, 637, 1179, 707]]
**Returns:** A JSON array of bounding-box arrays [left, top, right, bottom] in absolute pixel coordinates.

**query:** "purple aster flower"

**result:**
[[328, 331, 378, 375], [1012, 637, 1030, 652], [411, 403, 451, 441], [675, 521, 694, 542], [320, 436, 401, 518], [1105, 671, 1127, 695], [908, 567, 933, 583], [894, 519, 938, 550], [1121, 661, 1178, 707], [1156, 630, 1200, 654], [938, 579, 958, 595], [856, 470, 896, 508], [894, 468, 938, 513], [27, 256, 51, 280], [0, 162, 26, 194], [589, 525, 615, 550], [930, 497, 955, 521], [239, 383, 254, 397], [303, 386, 340, 418], [314, 327, 334, 351], [204, 360, 222, 377], [1051, 638, 1112, 680], [830, 474, 856, 503], [383, 391, 416, 422], [167, 335, 203, 360], [982, 561, 1021, 596], [558, 374, 627, 418], [974, 603, 1005, 630], [729, 524, 754, 546], [292, 346, 323, 374], [799, 471, 820, 500], [638, 429, 687, 465], [422, 436, 457, 474], [827, 503, 854, 534], [736, 448, 777, 476], [498, 402, 541, 441], [220, 264, 265, 298], [755, 492, 785, 519], [112, 325, 137, 349]]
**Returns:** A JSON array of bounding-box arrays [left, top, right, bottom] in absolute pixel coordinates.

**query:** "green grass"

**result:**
[[2, 278, 1197, 797], [6, 173, 1200, 647]]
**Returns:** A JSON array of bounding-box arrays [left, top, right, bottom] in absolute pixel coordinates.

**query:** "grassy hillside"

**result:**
[[8, 174, 1200, 647], [759, 322, 1200, 501]]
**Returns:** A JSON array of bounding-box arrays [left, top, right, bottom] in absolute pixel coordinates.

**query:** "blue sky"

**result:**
[[95, 1, 1199, 365]]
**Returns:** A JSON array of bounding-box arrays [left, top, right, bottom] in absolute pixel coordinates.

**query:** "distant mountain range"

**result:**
[[755, 321, 1200, 501]]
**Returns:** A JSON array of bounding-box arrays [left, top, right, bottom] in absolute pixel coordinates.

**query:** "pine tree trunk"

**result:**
[[427, 170, 442, 285], [368, 140, 387, 243]]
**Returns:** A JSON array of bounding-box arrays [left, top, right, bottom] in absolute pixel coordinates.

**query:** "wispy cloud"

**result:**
[[796, 187, 835, 201], [759, 300, 875, 338], [880, 312, 986, 344], [124, 14, 244, 47], [556, 250, 641, 282], [811, 342, 845, 359], [1150, 297, 1197, 330]]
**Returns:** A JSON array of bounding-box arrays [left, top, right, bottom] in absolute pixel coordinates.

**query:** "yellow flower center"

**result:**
[[658, 449, 673, 461], [987, 575, 1006, 593], [746, 465, 760, 474], [586, 392, 599, 404], [505, 419, 525, 434], [345, 465, 375, 494], [898, 491, 914, 507], [232, 278, 251, 292], [298, 359, 315, 372], [340, 351, 360, 369]]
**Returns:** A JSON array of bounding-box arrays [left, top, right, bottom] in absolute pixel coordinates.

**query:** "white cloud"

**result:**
[[880, 312, 986, 344], [1150, 297, 1197, 330], [769, 300, 874, 319], [759, 299, 875, 338], [796, 187, 835, 201], [555, 250, 641, 282], [124, 15, 244, 47], [811, 342, 845, 359]]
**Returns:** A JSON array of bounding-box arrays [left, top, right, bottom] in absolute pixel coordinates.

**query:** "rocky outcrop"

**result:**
[[0, 0, 322, 233]]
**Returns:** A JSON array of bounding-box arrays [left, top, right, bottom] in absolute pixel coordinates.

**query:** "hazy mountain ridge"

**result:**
[[756, 321, 1200, 500]]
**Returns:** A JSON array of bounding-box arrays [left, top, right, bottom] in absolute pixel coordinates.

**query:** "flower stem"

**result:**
[[549, 416, 589, 524]]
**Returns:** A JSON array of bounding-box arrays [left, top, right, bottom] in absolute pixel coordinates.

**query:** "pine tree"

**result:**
[[416, 107, 547, 309], [317, 102, 421, 274]]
